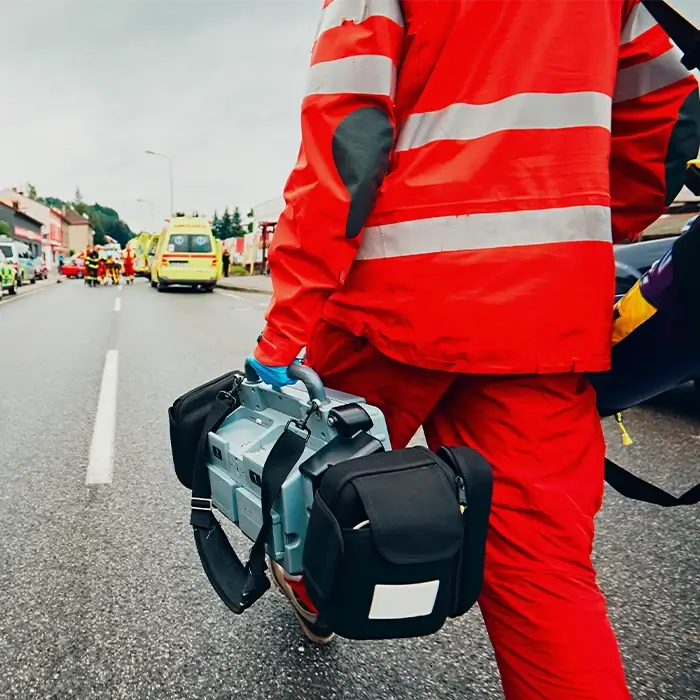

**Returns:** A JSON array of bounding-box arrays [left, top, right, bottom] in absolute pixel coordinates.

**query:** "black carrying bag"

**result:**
[[168, 367, 311, 614], [168, 363, 496, 633], [302, 445, 493, 640], [168, 370, 244, 490]]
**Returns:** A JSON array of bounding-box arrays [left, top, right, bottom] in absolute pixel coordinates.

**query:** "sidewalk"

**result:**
[[217, 274, 272, 295]]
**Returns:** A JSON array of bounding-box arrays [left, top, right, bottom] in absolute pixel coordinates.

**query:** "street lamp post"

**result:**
[[145, 150, 174, 217], [136, 198, 155, 232]]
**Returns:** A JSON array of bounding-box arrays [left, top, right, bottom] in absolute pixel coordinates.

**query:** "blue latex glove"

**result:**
[[247, 355, 298, 387]]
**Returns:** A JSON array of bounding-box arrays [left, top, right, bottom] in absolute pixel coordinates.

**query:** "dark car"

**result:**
[[614, 236, 676, 298]]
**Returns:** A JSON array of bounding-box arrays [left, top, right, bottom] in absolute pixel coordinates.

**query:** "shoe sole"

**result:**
[[268, 562, 335, 645]]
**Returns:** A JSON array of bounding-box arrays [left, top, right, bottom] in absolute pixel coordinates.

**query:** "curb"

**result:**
[[217, 280, 272, 295]]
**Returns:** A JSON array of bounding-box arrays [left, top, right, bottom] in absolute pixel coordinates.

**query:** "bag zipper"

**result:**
[[455, 475, 468, 511], [435, 447, 471, 614]]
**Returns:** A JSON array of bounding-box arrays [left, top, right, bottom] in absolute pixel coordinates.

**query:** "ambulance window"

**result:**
[[169, 234, 212, 253], [190, 235, 212, 253]]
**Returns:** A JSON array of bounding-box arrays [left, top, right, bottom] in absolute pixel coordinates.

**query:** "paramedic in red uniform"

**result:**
[[122, 247, 136, 284], [247, 1, 700, 697]]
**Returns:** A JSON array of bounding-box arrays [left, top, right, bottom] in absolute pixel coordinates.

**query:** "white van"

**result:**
[[0, 238, 38, 286]]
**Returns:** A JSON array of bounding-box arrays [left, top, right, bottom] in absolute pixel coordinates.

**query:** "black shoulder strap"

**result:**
[[189, 394, 308, 614], [641, 0, 700, 70], [605, 457, 700, 506]]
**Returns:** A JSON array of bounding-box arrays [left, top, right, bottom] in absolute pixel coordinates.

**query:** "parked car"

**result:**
[[34, 258, 48, 280], [0, 237, 38, 286], [61, 257, 86, 279], [681, 214, 698, 235], [0, 249, 18, 298], [614, 236, 676, 298]]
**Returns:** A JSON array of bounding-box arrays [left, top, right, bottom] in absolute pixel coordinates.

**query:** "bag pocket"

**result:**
[[303, 449, 465, 640]]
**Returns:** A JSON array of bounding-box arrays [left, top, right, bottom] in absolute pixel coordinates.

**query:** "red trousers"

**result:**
[[305, 321, 630, 700]]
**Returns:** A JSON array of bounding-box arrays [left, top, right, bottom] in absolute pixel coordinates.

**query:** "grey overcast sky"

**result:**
[[1, 0, 699, 233]]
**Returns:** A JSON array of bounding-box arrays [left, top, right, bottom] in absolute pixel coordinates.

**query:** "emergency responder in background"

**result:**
[[247, 1, 700, 697], [106, 253, 120, 285], [84, 246, 100, 287], [97, 249, 107, 285], [222, 246, 231, 277], [122, 246, 136, 284]]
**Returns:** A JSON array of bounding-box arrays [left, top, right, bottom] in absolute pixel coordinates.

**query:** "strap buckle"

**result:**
[[285, 399, 321, 440], [191, 497, 213, 511], [217, 374, 244, 402]]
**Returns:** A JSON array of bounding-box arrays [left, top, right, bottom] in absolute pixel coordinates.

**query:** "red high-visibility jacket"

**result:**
[[255, 0, 700, 374]]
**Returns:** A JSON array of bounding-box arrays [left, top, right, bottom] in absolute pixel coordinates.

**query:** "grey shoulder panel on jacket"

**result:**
[[332, 107, 394, 239]]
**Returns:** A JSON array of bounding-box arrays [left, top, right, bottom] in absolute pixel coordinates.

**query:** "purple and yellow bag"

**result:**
[[590, 215, 700, 418], [587, 215, 700, 506]]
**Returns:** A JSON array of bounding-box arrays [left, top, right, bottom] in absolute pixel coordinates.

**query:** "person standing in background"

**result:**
[[222, 246, 231, 277]]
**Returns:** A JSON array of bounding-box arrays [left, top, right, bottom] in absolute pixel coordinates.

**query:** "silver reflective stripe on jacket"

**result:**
[[356, 206, 613, 260]]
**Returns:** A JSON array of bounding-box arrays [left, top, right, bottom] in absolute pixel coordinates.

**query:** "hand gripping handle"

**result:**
[[244, 359, 328, 405]]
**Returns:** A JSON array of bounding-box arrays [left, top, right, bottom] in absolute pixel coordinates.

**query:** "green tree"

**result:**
[[0, 221, 11, 237], [74, 187, 83, 205], [219, 207, 233, 239], [35, 192, 133, 246], [39, 196, 64, 209], [211, 211, 221, 238], [75, 202, 90, 217], [27, 183, 38, 200], [246, 208, 254, 234], [231, 206, 245, 237]]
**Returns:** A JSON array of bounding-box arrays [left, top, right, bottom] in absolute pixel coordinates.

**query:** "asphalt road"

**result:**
[[0, 278, 697, 700]]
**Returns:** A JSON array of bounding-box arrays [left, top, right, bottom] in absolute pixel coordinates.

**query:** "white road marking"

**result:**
[[86, 349, 119, 486], [258, 301, 269, 307], [219, 291, 243, 300], [114, 297, 121, 312]]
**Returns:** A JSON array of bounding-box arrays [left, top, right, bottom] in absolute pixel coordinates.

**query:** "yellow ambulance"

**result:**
[[150, 217, 220, 292], [145, 232, 160, 279]]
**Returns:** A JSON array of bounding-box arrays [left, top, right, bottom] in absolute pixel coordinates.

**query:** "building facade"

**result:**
[[60, 208, 94, 253], [0, 200, 44, 257], [0, 189, 69, 268]]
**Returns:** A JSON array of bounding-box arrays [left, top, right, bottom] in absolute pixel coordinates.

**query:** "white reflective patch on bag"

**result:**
[[368, 580, 440, 620]]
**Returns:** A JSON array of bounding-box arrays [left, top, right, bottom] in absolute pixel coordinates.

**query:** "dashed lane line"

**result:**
[[85, 349, 119, 486]]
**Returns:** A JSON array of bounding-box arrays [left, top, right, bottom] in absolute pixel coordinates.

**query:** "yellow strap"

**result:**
[[615, 413, 633, 446]]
